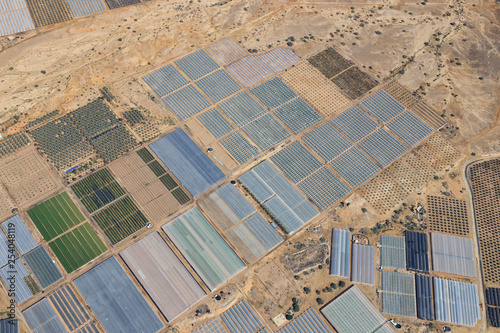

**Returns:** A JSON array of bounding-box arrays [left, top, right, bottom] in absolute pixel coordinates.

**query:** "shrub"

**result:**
[[292, 303, 300, 312], [339, 281, 346, 287], [316, 298, 324, 305], [303, 287, 311, 294]]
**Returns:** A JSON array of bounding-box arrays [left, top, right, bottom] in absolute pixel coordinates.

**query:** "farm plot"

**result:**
[[330, 147, 381, 188], [49, 223, 107, 273], [104, 0, 141, 10], [162, 85, 212, 121], [71, 168, 126, 213], [31, 114, 94, 170], [383, 80, 419, 109], [410, 101, 447, 130], [66, 0, 106, 18], [270, 141, 322, 183], [380, 271, 417, 318], [308, 47, 353, 78], [90, 125, 139, 163], [0, 0, 35, 37], [48, 284, 92, 331], [92, 196, 149, 244], [0, 133, 30, 159], [1, 215, 38, 256], [227, 48, 300, 87], [359, 90, 406, 124], [427, 195, 470, 236], [195, 69, 242, 103], [220, 131, 259, 165], [242, 114, 291, 151], [302, 122, 352, 163], [273, 97, 322, 134], [358, 128, 408, 167], [197, 108, 235, 140], [280, 61, 351, 117], [23, 298, 67, 333], [109, 151, 189, 223], [70, 99, 119, 138], [298, 167, 350, 211], [175, 49, 220, 81], [27, 192, 86, 241], [205, 38, 247, 67], [331, 106, 379, 142], [25, 0, 73, 28], [250, 77, 297, 110], [23, 246, 63, 289], [142, 64, 189, 98], [0, 148, 62, 208], [331, 66, 377, 100], [219, 91, 267, 127], [0, 257, 38, 304], [162, 207, 246, 291], [386, 111, 433, 147]]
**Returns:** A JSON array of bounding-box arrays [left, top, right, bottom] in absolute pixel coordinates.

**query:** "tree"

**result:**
[[292, 297, 298, 304], [339, 281, 346, 288], [316, 298, 324, 305], [292, 303, 300, 312], [303, 287, 311, 294], [316, 290, 321, 295], [285, 314, 293, 320]]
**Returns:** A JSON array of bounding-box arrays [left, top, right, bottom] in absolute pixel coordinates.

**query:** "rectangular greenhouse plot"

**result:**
[[302, 122, 352, 163], [380, 271, 416, 318], [331, 105, 379, 143], [351, 243, 374, 285], [277, 308, 331, 333], [242, 114, 291, 151], [120, 232, 206, 322], [48, 284, 91, 332], [379, 235, 406, 270], [330, 147, 381, 188], [23, 246, 63, 289], [330, 228, 350, 278], [405, 231, 430, 273], [49, 223, 107, 273], [1, 215, 38, 255], [193, 318, 227, 333], [219, 91, 267, 127], [227, 48, 300, 87], [0, 258, 37, 304], [359, 89, 405, 124], [273, 97, 322, 135], [74, 257, 164, 333], [23, 298, 67, 333], [162, 207, 245, 291], [195, 69, 242, 103], [270, 141, 323, 183], [162, 84, 212, 121], [250, 77, 297, 110], [142, 64, 189, 98], [0, 0, 35, 37], [104, 0, 140, 10], [27, 191, 86, 241], [205, 38, 247, 67], [321, 285, 395, 333], [66, 0, 106, 18], [238, 160, 319, 234], [220, 131, 260, 165], [431, 233, 476, 277], [221, 299, 265, 333], [92, 196, 149, 245], [149, 128, 226, 197], [298, 167, 350, 211], [434, 277, 481, 327], [358, 128, 408, 168], [386, 111, 433, 147], [71, 168, 126, 213], [25, 0, 73, 28], [175, 49, 220, 81], [415, 274, 434, 321]]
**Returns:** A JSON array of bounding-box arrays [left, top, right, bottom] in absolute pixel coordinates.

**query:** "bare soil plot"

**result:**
[[383, 80, 419, 109], [280, 61, 350, 117], [0, 148, 62, 208], [331, 66, 377, 100], [410, 101, 447, 130], [255, 261, 299, 307], [283, 244, 329, 274]]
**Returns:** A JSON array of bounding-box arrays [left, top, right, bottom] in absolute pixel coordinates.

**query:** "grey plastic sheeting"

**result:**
[[386, 111, 433, 147], [250, 77, 297, 110], [23, 298, 66, 333], [0, 226, 16, 267], [74, 257, 164, 333], [270, 141, 323, 184], [77, 322, 99, 333], [486, 287, 500, 307], [433, 277, 480, 327], [238, 160, 318, 234], [1, 215, 38, 256], [243, 214, 282, 251], [330, 228, 350, 278], [405, 231, 429, 273], [149, 129, 226, 197], [195, 69, 242, 103], [321, 285, 395, 333], [359, 89, 405, 124], [193, 318, 228, 333], [23, 246, 62, 289], [142, 64, 189, 97], [0, 258, 32, 303], [0, 318, 18, 333], [415, 274, 434, 321], [351, 243, 374, 285], [379, 235, 406, 270], [175, 49, 220, 81], [358, 128, 408, 167], [0, 0, 35, 37], [302, 122, 353, 163], [277, 307, 332, 333], [380, 271, 416, 318], [216, 183, 256, 221], [66, 0, 106, 18], [431, 233, 476, 277], [331, 106, 378, 143], [48, 284, 91, 331], [120, 231, 206, 322], [221, 299, 263, 333]]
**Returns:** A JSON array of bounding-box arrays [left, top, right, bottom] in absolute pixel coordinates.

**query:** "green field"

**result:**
[[49, 223, 107, 273], [71, 168, 126, 213], [93, 196, 149, 244], [137, 147, 155, 163], [27, 192, 86, 241]]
